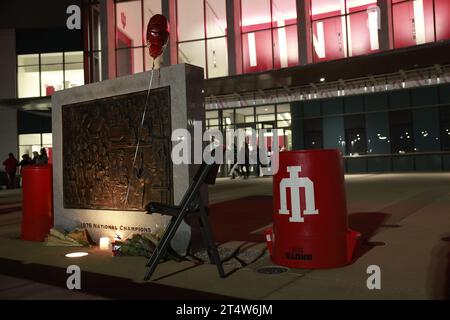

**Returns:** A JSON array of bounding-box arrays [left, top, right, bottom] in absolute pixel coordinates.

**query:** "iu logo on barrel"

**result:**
[[278, 166, 319, 223]]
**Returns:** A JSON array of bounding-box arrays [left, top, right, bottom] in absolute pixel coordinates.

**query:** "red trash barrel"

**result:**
[[21, 164, 53, 242], [265, 149, 360, 269]]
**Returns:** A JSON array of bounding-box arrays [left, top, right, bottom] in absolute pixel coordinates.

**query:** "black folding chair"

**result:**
[[143, 162, 225, 280]]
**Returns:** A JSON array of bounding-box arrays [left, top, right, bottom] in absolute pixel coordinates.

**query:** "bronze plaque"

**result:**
[[62, 87, 172, 211]]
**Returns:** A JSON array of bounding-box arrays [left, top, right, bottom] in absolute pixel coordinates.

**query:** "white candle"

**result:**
[[99, 237, 110, 250]]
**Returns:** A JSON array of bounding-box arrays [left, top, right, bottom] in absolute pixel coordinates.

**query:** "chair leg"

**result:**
[[199, 208, 226, 278], [144, 211, 186, 280]]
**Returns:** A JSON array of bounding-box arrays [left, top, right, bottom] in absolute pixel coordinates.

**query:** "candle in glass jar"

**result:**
[[99, 237, 110, 250]]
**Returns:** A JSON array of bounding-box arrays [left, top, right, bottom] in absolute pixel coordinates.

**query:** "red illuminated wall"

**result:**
[[312, 15, 346, 62], [348, 9, 380, 57], [392, 0, 435, 48], [434, 0, 450, 41], [392, 0, 450, 48], [242, 19, 298, 73], [311, 2, 379, 62]]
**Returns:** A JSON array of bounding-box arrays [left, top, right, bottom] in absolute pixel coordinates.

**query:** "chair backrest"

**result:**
[[178, 162, 220, 208], [192, 162, 220, 185]]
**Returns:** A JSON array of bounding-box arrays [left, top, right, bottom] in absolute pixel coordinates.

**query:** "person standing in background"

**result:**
[[31, 151, 39, 164], [36, 148, 48, 165], [18, 154, 32, 170], [17, 154, 33, 188], [2, 153, 18, 189]]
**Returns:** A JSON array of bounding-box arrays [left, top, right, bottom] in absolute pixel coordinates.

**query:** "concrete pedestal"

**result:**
[[51, 64, 204, 255]]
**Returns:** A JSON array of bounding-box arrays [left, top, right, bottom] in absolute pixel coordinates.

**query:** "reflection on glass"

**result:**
[[178, 0, 205, 41], [273, 25, 298, 68], [346, 0, 376, 13], [117, 47, 144, 77], [312, 16, 347, 62], [178, 41, 206, 75], [392, 0, 435, 49], [311, 0, 343, 19], [207, 37, 228, 78], [242, 29, 273, 73], [435, 0, 450, 41], [347, 10, 380, 57], [241, 0, 271, 32], [441, 122, 450, 151], [272, 0, 297, 27], [345, 129, 367, 155], [116, 0, 143, 48], [206, 0, 227, 38], [143, 0, 162, 26]]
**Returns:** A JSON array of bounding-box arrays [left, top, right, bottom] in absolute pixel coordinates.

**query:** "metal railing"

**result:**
[[205, 64, 450, 110]]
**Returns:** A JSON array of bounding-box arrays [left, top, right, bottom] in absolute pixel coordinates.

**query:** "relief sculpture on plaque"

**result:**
[[62, 87, 172, 211]]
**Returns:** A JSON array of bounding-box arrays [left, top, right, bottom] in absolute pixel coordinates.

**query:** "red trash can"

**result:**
[[266, 149, 360, 269], [21, 164, 53, 242]]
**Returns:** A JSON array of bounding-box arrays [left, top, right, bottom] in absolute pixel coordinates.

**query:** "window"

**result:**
[[345, 114, 367, 155], [392, 0, 450, 49], [311, 0, 378, 62], [440, 105, 450, 151], [64, 52, 85, 90], [177, 0, 228, 78], [256, 105, 275, 124], [17, 54, 39, 98], [241, 0, 298, 73], [18, 133, 52, 159], [435, 0, 450, 41], [392, 0, 435, 49], [303, 118, 323, 149], [206, 110, 220, 129], [235, 107, 255, 124], [17, 51, 84, 98], [86, 1, 102, 82], [277, 104, 291, 128], [389, 110, 415, 153], [222, 109, 233, 128], [115, 0, 162, 77]]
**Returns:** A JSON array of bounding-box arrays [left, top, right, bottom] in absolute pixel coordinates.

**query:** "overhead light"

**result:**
[[65, 252, 89, 258], [320, 77, 325, 82]]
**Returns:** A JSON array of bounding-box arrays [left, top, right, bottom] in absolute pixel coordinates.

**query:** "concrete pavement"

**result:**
[[0, 173, 449, 299]]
